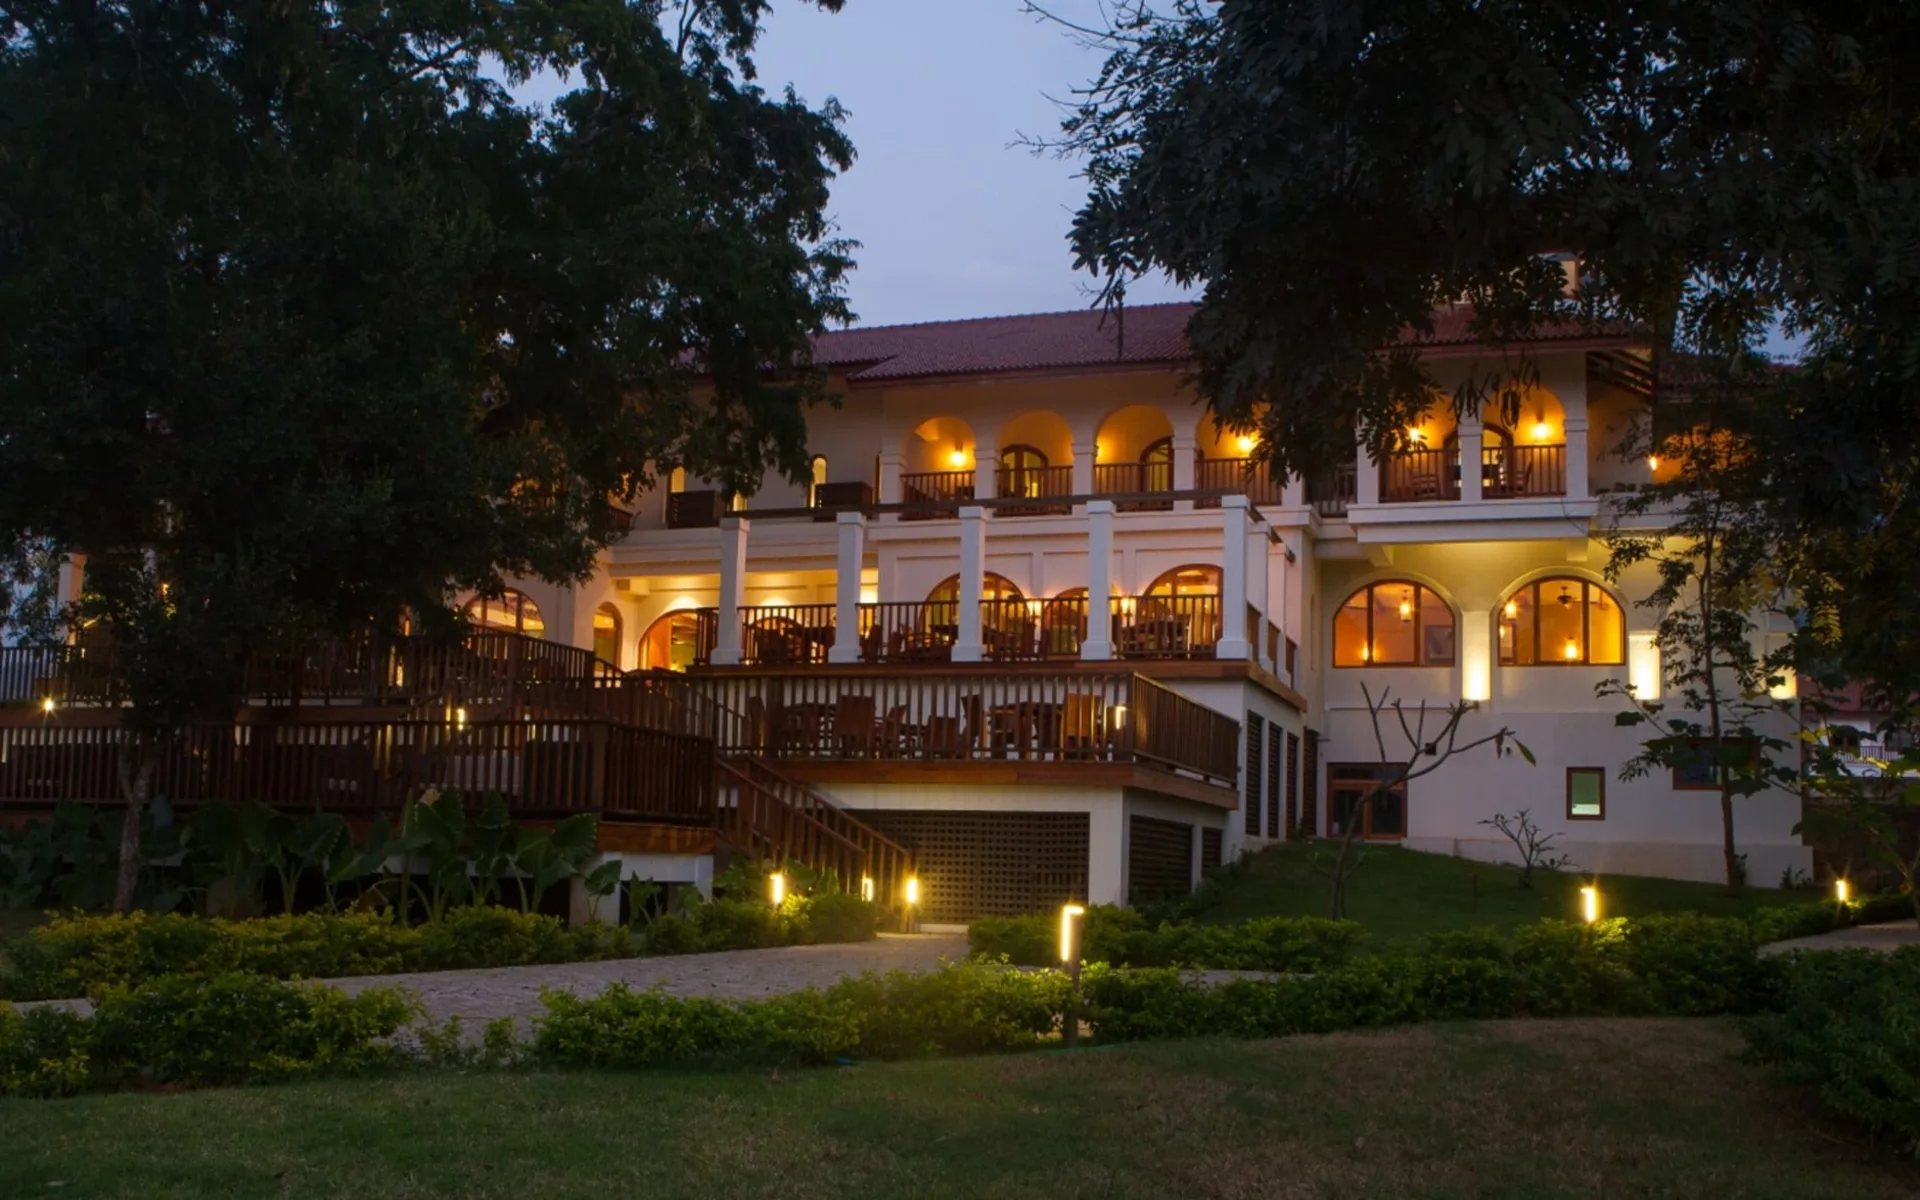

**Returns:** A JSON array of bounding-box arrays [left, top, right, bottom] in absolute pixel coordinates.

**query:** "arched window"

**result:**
[[464, 589, 545, 636], [1498, 577, 1625, 665], [1043, 587, 1090, 656], [1146, 564, 1221, 597], [997, 444, 1049, 498], [808, 455, 829, 506], [1333, 581, 1455, 667], [591, 604, 622, 666], [668, 467, 686, 493], [639, 611, 703, 672], [925, 573, 1024, 605], [1140, 437, 1173, 490]]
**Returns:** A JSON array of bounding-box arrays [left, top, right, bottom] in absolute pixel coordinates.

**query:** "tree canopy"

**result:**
[[0, 0, 854, 721], [1050, 0, 1920, 692]]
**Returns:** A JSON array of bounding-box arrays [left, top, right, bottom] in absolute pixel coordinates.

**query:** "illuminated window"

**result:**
[[1140, 437, 1173, 490], [1145, 564, 1221, 598], [997, 444, 1050, 497], [1498, 577, 1625, 666], [640, 611, 703, 672], [463, 589, 545, 636], [1567, 767, 1605, 819], [592, 604, 622, 666], [808, 455, 829, 507], [1332, 582, 1454, 667], [668, 467, 686, 494], [926, 573, 1024, 634]]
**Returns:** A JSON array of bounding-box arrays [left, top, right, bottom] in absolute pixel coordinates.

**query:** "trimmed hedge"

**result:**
[[0, 973, 416, 1097], [968, 905, 1365, 971], [1, 895, 884, 1001], [1745, 947, 1920, 1153]]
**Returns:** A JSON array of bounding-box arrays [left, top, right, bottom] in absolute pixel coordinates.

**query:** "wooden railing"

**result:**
[[1308, 465, 1356, 518], [1194, 456, 1284, 507], [738, 604, 837, 666], [860, 602, 955, 664], [1130, 676, 1240, 785], [1112, 595, 1223, 659], [900, 470, 975, 519], [1487, 443, 1567, 497], [718, 759, 915, 905], [1093, 461, 1174, 511], [978, 598, 1044, 662], [665, 489, 726, 529], [995, 464, 1073, 516], [1036, 594, 1091, 659], [0, 713, 716, 822], [1380, 448, 1462, 502]]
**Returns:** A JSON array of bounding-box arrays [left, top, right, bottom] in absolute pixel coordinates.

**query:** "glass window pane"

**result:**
[[1420, 587, 1455, 665], [1371, 787, 1406, 836], [1588, 586, 1624, 665], [1371, 585, 1417, 664], [1537, 580, 1583, 662], [1501, 587, 1536, 665], [1334, 591, 1370, 666], [1569, 768, 1603, 818]]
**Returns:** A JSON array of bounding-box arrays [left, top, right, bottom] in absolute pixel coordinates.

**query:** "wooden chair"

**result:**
[[1062, 693, 1101, 759], [879, 704, 923, 758], [834, 694, 878, 757]]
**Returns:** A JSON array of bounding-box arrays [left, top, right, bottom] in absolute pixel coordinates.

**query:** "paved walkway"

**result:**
[[1761, 919, 1920, 957]]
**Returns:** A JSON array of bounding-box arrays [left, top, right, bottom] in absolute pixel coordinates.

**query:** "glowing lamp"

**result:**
[[1059, 904, 1086, 964], [40, 697, 54, 714], [1563, 639, 1580, 661], [1503, 600, 1518, 619], [860, 876, 876, 903], [1835, 879, 1851, 904], [1398, 593, 1413, 622], [769, 873, 785, 906], [454, 706, 469, 728], [1110, 702, 1129, 729], [1647, 456, 1660, 471], [1361, 644, 1372, 662], [1234, 435, 1257, 455], [1406, 426, 1425, 444], [904, 877, 920, 906], [947, 448, 969, 469], [1531, 421, 1552, 441], [1026, 599, 1045, 618], [1580, 886, 1600, 924]]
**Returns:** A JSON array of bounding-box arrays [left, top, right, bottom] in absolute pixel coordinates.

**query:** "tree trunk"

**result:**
[[1698, 529, 1741, 898], [1718, 784, 1740, 899], [112, 741, 155, 914]]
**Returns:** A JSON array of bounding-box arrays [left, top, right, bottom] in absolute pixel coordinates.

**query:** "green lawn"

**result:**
[[1, 1019, 1909, 1199], [1197, 842, 1811, 940]]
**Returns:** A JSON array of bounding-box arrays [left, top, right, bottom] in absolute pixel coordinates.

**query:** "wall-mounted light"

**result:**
[[1361, 644, 1372, 662], [947, 448, 969, 469], [904, 877, 920, 906], [1026, 598, 1045, 618], [1647, 455, 1660, 471], [1462, 612, 1491, 702], [1628, 632, 1661, 699], [1234, 435, 1257, 455], [454, 706, 469, 728], [861, 876, 876, 903], [39, 696, 54, 714], [859, 586, 879, 605], [1562, 639, 1580, 661], [1531, 420, 1553, 441], [1503, 600, 1518, 619]]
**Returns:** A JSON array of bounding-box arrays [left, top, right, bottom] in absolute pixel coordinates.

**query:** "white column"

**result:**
[[877, 451, 904, 504], [712, 516, 749, 666], [1171, 433, 1197, 511], [1462, 609, 1491, 703], [1217, 494, 1252, 660], [1353, 440, 1380, 506], [1565, 416, 1590, 500], [1081, 500, 1115, 661], [972, 455, 997, 502], [953, 507, 986, 662], [1458, 413, 1483, 503], [1282, 473, 1305, 510], [1072, 445, 1096, 498], [1087, 800, 1126, 905], [828, 513, 867, 664], [1269, 541, 1291, 679], [1248, 522, 1272, 669]]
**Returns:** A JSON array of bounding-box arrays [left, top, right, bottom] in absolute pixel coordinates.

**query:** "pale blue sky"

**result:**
[[742, 2, 1192, 327]]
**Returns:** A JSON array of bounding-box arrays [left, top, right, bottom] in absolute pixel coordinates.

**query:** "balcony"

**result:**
[[1093, 461, 1174, 511], [900, 470, 974, 520], [1193, 456, 1284, 507], [1308, 465, 1356, 518], [665, 489, 726, 529], [1378, 446, 1567, 503], [995, 464, 1073, 516], [681, 668, 1240, 789]]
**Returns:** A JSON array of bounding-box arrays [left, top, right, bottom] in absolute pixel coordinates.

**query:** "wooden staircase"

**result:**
[[713, 758, 914, 910]]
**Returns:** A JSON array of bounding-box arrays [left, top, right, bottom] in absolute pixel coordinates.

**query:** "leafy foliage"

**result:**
[[968, 906, 1365, 971]]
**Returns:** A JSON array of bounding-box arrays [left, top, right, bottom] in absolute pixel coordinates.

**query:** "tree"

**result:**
[[1316, 684, 1528, 920], [1037, 0, 1920, 691], [0, 0, 855, 910]]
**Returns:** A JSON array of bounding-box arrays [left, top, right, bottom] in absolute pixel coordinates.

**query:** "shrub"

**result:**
[[1745, 948, 1920, 1154], [638, 894, 882, 957], [967, 906, 1365, 972], [0, 1002, 94, 1098], [794, 891, 881, 945]]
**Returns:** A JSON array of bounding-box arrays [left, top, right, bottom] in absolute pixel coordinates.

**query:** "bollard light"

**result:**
[[40, 696, 54, 714], [769, 872, 785, 907], [904, 877, 919, 907], [1059, 904, 1086, 964], [861, 876, 876, 903], [1835, 878, 1851, 904], [454, 706, 468, 729], [1580, 885, 1600, 924]]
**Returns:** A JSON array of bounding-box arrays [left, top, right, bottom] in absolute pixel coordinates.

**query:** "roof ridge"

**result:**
[[822, 301, 1197, 338]]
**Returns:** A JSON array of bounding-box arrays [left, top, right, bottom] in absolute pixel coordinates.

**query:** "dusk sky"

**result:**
[[749, 2, 1193, 328]]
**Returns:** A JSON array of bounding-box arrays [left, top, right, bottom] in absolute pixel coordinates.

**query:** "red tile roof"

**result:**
[[810, 303, 1636, 384]]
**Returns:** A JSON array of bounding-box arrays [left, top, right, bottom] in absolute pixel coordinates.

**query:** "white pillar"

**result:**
[[1217, 494, 1252, 660], [1087, 800, 1125, 905], [877, 451, 904, 504], [713, 516, 749, 666], [1081, 500, 1115, 661], [1072, 445, 1096, 498], [1282, 473, 1305, 510], [829, 513, 867, 664], [954, 507, 986, 662], [1566, 416, 1590, 499], [1171, 433, 1197, 511], [1353, 440, 1380, 506], [1458, 413, 1483, 503], [973, 454, 997, 502], [1248, 522, 1271, 669]]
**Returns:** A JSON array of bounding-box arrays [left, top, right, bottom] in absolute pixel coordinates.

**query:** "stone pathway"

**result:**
[[1760, 919, 1920, 957]]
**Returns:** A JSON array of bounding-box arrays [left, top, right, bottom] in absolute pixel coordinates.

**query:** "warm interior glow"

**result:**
[[904, 877, 919, 906], [761, 596, 790, 609], [859, 585, 879, 605], [1580, 886, 1600, 924], [1628, 632, 1661, 699], [1462, 613, 1491, 702], [947, 448, 969, 469], [454, 706, 468, 728], [1563, 638, 1580, 661], [1360, 644, 1372, 662], [1398, 596, 1413, 622], [769, 873, 785, 906], [860, 876, 875, 903], [1531, 421, 1553, 441], [1110, 702, 1129, 729], [1234, 434, 1257, 455], [1504, 600, 1518, 619], [1406, 426, 1425, 444], [1059, 904, 1086, 963], [1835, 878, 1851, 904], [1026, 598, 1045, 618], [1647, 455, 1660, 470]]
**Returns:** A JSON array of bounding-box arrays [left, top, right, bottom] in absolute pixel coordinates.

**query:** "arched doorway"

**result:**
[[591, 604, 623, 666], [1125, 565, 1222, 657], [638, 610, 704, 672], [464, 589, 545, 637]]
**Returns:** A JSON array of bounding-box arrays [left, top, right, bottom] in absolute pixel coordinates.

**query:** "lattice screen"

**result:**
[[1128, 814, 1194, 903], [1200, 826, 1223, 874], [855, 810, 1089, 923]]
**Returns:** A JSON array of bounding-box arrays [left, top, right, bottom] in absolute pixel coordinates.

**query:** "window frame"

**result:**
[[1566, 766, 1606, 820], [1496, 576, 1626, 667], [1326, 763, 1409, 840], [807, 455, 829, 507], [1332, 581, 1456, 668]]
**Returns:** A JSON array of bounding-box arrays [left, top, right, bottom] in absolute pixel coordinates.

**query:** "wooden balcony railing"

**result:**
[[1486, 443, 1567, 497], [1112, 595, 1223, 660], [666, 489, 726, 529], [1093, 461, 1174, 511], [738, 604, 837, 666], [860, 602, 955, 664], [1194, 456, 1284, 507], [1380, 448, 1462, 503], [1308, 465, 1356, 518], [0, 713, 716, 822], [681, 669, 1238, 786], [995, 464, 1073, 516], [900, 470, 974, 520]]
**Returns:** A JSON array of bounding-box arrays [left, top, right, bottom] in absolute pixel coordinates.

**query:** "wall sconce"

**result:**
[[1503, 599, 1518, 619], [1647, 455, 1660, 471], [1531, 420, 1553, 441], [861, 876, 876, 903], [1026, 598, 1045, 618], [904, 877, 919, 906], [1398, 589, 1413, 623], [40, 696, 55, 714], [1234, 434, 1257, 455]]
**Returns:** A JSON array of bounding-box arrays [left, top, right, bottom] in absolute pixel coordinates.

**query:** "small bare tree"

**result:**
[[1316, 683, 1531, 919], [1478, 810, 1575, 889]]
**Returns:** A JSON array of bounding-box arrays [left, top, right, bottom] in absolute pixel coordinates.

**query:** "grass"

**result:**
[[1192, 841, 1812, 940], [1, 1019, 1912, 1199]]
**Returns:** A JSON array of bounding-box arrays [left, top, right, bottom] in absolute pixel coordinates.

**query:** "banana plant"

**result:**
[[509, 813, 599, 913], [465, 792, 515, 908], [581, 859, 623, 923], [400, 788, 473, 924], [288, 811, 353, 913]]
